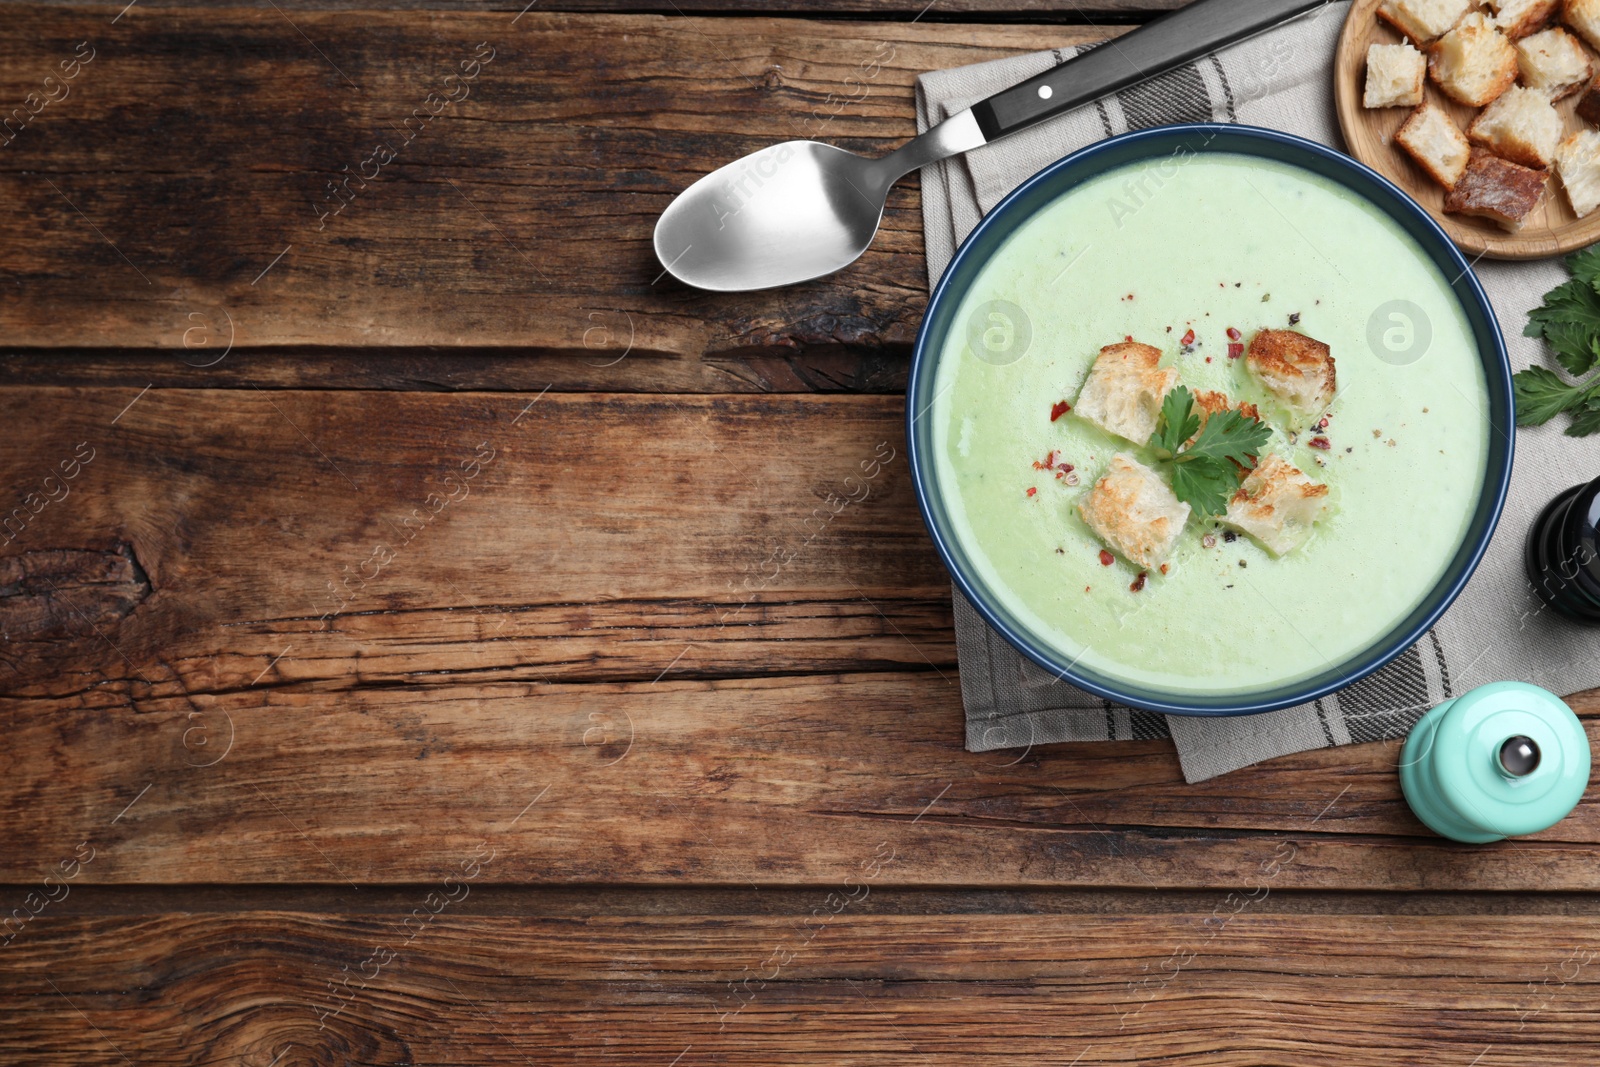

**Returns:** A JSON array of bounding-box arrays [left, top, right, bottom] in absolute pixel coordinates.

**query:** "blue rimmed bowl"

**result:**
[[907, 124, 1514, 717]]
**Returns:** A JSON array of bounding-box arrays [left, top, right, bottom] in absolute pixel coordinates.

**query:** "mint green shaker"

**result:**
[[1399, 681, 1592, 844]]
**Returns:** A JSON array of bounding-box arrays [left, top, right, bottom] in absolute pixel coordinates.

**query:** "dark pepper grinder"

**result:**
[[1525, 474, 1600, 625]]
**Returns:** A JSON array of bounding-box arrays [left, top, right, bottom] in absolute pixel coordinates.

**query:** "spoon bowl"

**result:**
[[653, 140, 898, 292]]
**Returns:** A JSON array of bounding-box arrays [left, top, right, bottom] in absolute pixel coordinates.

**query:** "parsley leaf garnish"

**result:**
[[1566, 244, 1600, 290], [1182, 407, 1273, 469], [1518, 250, 1600, 433], [1152, 386, 1200, 457], [1525, 279, 1600, 375], [1152, 386, 1272, 516], [1568, 398, 1600, 438], [1169, 459, 1239, 518], [1513, 366, 1596, 426]]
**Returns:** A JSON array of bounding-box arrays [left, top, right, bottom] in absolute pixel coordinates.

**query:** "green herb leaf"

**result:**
[[1513, 366, 1591, 426], [1567, 398, 1600, 438], [1525, 278, 1600, 377], [1568, 246, 1600, 292], [1541, 321, 1600, 377], [1153, 385, 1200, 458], [1177, 408, 1272, 470], [1153, 393, 1269, 516], [1169, 457, 1239, 518], [1521, 249, 1600, 436]]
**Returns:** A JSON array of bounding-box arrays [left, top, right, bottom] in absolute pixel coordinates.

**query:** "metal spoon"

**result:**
[[654, 0, 1328, 292]]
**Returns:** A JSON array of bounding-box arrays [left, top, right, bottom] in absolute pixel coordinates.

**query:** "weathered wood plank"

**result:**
[[0, 9, 1103, 361], [2, 386, 1598, 889], [6, 668, 1600, 888], [0, 346, 915, 393], [1, 912, 1595, 1065], [0, 387, 945, 693], [21, 0, 1188, 18]]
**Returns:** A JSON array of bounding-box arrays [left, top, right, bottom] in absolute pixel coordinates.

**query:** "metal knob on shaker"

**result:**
[[1400, 682, 1591, 844]]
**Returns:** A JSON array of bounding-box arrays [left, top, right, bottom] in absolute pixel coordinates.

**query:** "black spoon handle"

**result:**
[[969, 0, 1329, 142]]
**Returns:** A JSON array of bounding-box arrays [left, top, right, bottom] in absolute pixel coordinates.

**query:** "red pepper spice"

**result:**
[[1026, 487, 1037, 497], [1098, 549, 1114, 566], [1159, 563, 1170, 575], [1316, 416, 1330, 430], [1050, 400, 1071, 421], [1125, 334, 1134, 343], [1227, 343, 1244, 359], [1226, 326, 1241, 341], [1129, 571, 1148, 592], [1180, 328, 1195, 345], [1309, 436, 1331, 450]]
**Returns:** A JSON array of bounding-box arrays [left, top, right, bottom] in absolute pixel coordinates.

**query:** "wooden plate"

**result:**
[[1334, 0, 1600, 260]]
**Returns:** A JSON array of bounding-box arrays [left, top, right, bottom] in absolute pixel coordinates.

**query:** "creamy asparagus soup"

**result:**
[[932, 154, 1491, 696]]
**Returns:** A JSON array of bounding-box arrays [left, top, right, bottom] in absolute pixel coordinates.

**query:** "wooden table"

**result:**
[[2, 1, 1598, 1062]]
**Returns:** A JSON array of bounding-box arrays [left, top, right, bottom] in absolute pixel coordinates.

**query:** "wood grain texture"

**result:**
[[0, 8, 1103, 358], [2, 385, 1598, 890], [21, 0, 1187, 14], [0, 345, 916, 393], [0, 386, 946, 690], [8, 668, 1600, 888], [2, 911, 1597, 1065], [1335, 0, 1600, 259]]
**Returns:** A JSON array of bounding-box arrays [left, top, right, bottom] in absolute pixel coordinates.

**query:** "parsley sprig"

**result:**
[[1517, 246, 1600, 436], [1151, 386, 1272, 516]]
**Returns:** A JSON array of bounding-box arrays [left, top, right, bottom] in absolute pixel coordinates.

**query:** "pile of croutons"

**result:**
[[1071, 332, 1333, 574], [1365, 0, 1600, 228]]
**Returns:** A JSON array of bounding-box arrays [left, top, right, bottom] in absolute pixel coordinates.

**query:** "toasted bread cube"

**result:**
[[1187, 390, 1261, 449], [1556, 128, 1600, 214], [1222, 455, 1330, 557], [1072, 341, 1180, 446], [1380, 0, 1476, 41], [1577, 74, 1600, 122], [1192, 390, 1261, 425], [1246, 330, 1337, 414], [1517, 27, 1593, 95], [1468, 85, 1565, 166], [1491, 0, 1559, 37], [1444, 149, 1549, 226], [1429, 13, 1520, 105], [1077, 453, 1191, 569], [1365, 42, 1429, 106], [1394, 101, 1474, 186], [1564, 0, 1600, 49]]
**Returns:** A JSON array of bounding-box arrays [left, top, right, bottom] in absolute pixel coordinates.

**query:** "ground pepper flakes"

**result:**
[[1129, 571, 1148, 592], [1098, 549, 1114, 566], [1050, 400, 1071, 421]]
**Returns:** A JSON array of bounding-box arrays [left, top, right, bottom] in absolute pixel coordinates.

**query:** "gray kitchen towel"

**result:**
[[919, 2, 1600, 781]]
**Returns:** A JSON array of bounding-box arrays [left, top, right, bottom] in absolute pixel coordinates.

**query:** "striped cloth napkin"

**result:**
[[916, 2, 1600, 781]]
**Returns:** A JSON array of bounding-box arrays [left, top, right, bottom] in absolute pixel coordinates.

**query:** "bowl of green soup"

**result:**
[[909, 124, 1514, 716]]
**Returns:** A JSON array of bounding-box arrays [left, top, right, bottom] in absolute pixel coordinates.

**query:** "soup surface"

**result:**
[[931, 153, 1491, 696]]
